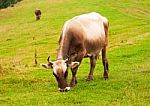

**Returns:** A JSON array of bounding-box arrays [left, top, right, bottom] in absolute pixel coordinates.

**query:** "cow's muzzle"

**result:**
[[58, 87, 70, 92]]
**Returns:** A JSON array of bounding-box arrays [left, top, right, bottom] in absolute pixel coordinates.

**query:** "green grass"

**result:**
[[0, 0, 150, 105]]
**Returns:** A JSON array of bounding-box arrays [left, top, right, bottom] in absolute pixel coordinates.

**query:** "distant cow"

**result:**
[[35, 9, 41, 20], [42, 12, 109, 92]]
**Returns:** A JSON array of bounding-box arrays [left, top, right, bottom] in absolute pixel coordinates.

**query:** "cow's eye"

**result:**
[[53, 72, 59, 81]]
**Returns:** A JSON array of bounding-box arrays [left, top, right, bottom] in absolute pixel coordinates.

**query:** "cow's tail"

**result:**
[[103, 17, 109, 46]]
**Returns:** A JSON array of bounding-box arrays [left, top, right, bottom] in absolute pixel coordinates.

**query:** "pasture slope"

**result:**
[[0, 0, 150, 105]]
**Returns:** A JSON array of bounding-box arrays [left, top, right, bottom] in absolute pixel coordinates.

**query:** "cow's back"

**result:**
[[61, 12, 108, 57], [73, 12, 106, 38], [77, 13, 106, 52]]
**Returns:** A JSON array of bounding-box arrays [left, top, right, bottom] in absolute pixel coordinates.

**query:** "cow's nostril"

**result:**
[[59, 89, 65, 92], [65, 89, 68, 92], [60, 89, 63, 92]]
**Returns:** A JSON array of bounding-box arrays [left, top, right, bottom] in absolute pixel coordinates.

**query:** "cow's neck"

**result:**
[[56, 35, 70, 60], [57, 46, 66, 60]]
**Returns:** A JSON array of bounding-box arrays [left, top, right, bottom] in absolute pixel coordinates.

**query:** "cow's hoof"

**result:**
[[86, 76, 93, 81], [104, 77, 108, 80], [86, 79, 92, 81], [70, 78, 77, 87], [69, 83, 76, 87], [70, 84, 75, 87]]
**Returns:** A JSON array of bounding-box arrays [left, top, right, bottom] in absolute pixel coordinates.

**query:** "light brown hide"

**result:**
[[43, 12, 109, 91], [57, 12, 108, 60]]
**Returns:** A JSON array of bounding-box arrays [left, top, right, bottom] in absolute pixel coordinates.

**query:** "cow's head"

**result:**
[[42, 56, 79, 92]]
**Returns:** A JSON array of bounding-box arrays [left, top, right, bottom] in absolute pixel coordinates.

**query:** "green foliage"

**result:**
[[0, 0, 150, 105], [0, 0, 22, 9]]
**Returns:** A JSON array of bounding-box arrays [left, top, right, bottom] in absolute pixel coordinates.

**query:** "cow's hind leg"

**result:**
[[86, 56, 97, 81], [102, 46, 109, 80]]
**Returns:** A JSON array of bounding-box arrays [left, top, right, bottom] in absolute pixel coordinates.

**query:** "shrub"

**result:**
[[0, 0, 22, 9]]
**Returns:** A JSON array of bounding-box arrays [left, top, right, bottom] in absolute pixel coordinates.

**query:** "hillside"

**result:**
[[0, 0, 150, 105]]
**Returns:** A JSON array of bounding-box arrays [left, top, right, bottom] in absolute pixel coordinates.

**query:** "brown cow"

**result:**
[[35, 9, 41, 20], [42, 12, 109, 92]]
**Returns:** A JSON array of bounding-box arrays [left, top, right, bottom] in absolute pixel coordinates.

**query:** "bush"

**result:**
[[0, 0, 22, 9]]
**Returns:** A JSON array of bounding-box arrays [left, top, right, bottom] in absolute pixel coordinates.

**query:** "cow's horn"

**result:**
[[47, 56, 50, 62]]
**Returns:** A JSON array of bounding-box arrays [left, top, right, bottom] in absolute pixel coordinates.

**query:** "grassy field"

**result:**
[[0, 0, 150, 105]]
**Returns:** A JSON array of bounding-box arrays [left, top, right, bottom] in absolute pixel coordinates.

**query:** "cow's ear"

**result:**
[[64, 58, 69, 63], [42, 56, 54, 69], [42, 62, 53, 69], [69, 62, 80, 69]]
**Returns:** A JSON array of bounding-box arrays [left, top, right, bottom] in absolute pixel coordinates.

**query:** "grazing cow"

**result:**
[[35, 9, 41, 20], [42, 12, 109, 92]]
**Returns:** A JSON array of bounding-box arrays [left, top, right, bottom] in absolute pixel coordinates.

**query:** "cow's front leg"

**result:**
[[70, 67, 78, 87], [70, 51, 84, 87], [86, 56, 97, 81]]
